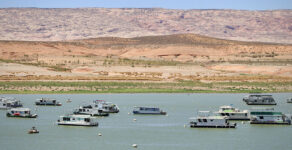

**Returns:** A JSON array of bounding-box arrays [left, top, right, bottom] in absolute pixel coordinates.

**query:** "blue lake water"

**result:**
[[0, 93, 292, 150]]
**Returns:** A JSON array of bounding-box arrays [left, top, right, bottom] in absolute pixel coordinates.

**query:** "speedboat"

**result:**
[[0, 97, 23, 109], [57, 115, 98, 127], [215, 105, 249, 120], [243, 94, 276, 105], [133, 107, 167, 115], [249, 108, 291, 125], [6, 108, 37, 118], [28, 126, 39, 134], [189, 111, 236, 128], [35, 98, 62, 106]]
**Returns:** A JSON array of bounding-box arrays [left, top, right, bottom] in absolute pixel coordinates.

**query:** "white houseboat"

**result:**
[[250, 108, 291, 125], [189, 111, 236, 128], [6, 108, 37, 118], [0, 97, 23, 109], [133, 107, 167, 115], [57, 115, 98, 126], [73, 106, 109, 117], [215, 105, 249, 120], [243, 94, 276, 105], [85, 100, 119, 113], [35, 98, 62, 106]]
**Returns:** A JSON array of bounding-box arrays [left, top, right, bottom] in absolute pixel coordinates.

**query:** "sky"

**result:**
[[0, 0, 291, 10]]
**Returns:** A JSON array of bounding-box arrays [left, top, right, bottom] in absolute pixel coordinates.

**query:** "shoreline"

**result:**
[[1, 80, 291, 94]]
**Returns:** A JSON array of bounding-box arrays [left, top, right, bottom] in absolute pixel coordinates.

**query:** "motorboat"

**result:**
[[0, 97, 23, 109], [132, 107, 167, 115], [215, 105, 249, 120], [6, 108, 37, 118], [57, 115, 98, 126], [243, 94, 276, 105], [249, 108, 291, 125], [189, 111, 236, 128], [28, 126, 39, 134], [35, 98, 62, 106]]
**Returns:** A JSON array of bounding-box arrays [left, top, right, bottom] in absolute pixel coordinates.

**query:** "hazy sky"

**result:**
[[0, 0, 291, 10]]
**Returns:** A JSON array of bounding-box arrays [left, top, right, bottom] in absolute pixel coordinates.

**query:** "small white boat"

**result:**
[[0, 97, 23, 109], [6, 108, 37, 118], [189, 111, 236, 128], [57, 115, 98, 127], [133, 107, 167, 115], [28, 126, 39, 134], [66, 99, 72, 103], [35, 98, 62, 106], [250, 108, 291, 125], [215, 105, 249, 120], [287, 98, 292, 103]]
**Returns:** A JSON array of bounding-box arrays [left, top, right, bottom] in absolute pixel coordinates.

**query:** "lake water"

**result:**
[[0, 93, 292, 150]]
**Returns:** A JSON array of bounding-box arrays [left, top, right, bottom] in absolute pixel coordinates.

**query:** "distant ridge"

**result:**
[[0, 8, 291, 44]]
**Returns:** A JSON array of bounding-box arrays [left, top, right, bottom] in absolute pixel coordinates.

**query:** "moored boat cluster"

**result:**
[[1, 94, 292, 133]]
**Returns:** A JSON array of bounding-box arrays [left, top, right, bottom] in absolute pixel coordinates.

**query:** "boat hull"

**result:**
[[190, 125, 236, 128], [250, 121, 291, 125], [57, 123, 98, 127], [6, 113, 37, 118], [133, 111, 167, 115], [246, 103, 277, 105], [35, 103, 62, 106]]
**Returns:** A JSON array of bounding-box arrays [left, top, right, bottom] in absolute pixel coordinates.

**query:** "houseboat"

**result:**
[[243, 94, 277, 105], [0, 97, 23, 109], [249, 108, 291, 125], [6, 108, 37, 118], [189, 111, 236, 128], [35, 98, 62, 106], [57, 115, 98, 126], [89, 100, 119, 113], [215, 105, 249, 120], [133, 107, 167, 115], [287, 98, 292, 103], [73, 106, 109, 117]]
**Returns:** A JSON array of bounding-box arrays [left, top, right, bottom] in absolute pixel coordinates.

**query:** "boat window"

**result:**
[[245, 114, 247, 116], [198, 119, 201, 122], [231, 113, 234, 115], [84, 118, 90, 122], [259, 116, 264, 119], [210, 119, 213, 122], [3, 104, 6, 106], [63, 117, 70, 121], [203, 119, 207, 122], [24, 111, 28, 114], [11, 111, 14, 113]]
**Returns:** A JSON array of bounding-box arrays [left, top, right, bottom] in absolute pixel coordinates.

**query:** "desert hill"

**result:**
[[0, 8, 291, 43], [1, 33, 291, 62]]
